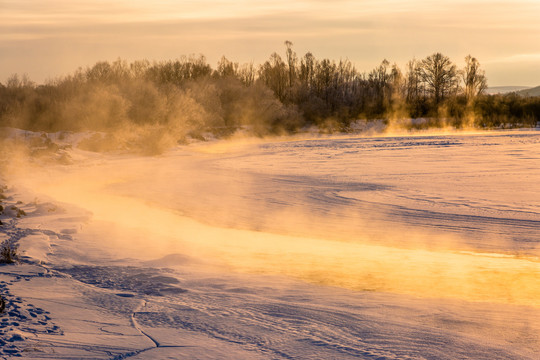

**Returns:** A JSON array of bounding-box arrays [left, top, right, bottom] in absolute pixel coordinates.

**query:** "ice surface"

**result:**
[[0, 130, 539, 358]]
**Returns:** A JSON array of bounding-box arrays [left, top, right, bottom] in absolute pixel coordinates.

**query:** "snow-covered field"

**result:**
[[1, 129, 539, 359]]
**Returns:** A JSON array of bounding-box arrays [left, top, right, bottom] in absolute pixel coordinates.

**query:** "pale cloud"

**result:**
[[487, 53, 540, 64]]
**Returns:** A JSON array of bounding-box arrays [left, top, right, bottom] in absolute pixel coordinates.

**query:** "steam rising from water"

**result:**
[[2, 131, 540, 306]]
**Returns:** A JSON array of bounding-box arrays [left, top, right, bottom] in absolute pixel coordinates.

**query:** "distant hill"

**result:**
[[516, 86, 540, 97], [485, 86, 531, 95]]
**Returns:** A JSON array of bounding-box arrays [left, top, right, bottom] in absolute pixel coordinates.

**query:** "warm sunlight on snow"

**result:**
[[6, 132, 540, 307], [1, 129, 539, 358]]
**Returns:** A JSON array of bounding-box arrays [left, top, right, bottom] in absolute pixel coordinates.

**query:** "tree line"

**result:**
[[0, 42, 538, 145]]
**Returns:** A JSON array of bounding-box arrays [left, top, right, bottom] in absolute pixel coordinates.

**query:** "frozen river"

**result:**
[[1, 129, 539, 358]]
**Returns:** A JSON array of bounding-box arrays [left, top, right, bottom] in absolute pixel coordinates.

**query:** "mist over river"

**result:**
[[2, 129, 539, 358]]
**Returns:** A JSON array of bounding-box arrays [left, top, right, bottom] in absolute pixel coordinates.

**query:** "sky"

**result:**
[[1, 0, 540, 86]]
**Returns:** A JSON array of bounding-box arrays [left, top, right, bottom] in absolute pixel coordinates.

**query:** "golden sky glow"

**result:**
[[1, 0, 540, 85]]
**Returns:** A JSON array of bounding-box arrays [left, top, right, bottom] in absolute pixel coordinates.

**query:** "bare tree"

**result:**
[[461, 55, 487, 100], [419, 53, 458, 104], [405, 58, 423, 102], [6, 73, 34, 88], [238, 62, 256, 86], [390, 63, 405, 99], [85, 61, 114, 83], [299, 52, 316, 90], [258, 53, 288, 102], [215, 56, 239, 78], [315, 58, 336, 104], [284, 40, 297, 89], [368, 59, 391, 110], [130, 59, 150, 79]]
